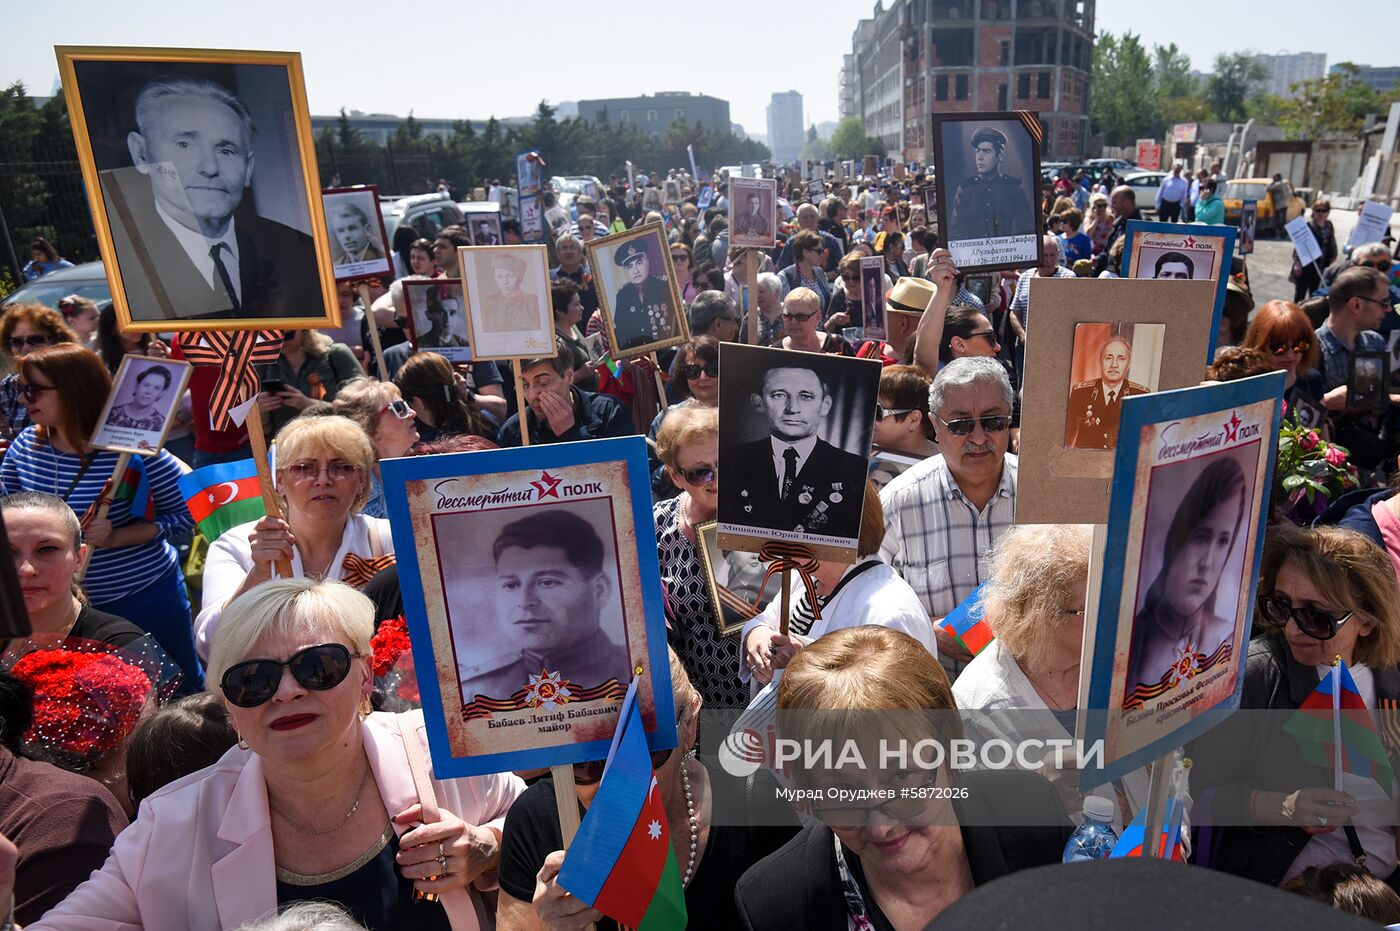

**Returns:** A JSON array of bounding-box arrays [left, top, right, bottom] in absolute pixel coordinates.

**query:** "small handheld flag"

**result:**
[[110, 456, 154, 521], [940, 581, 994, 657], [178, 458, 265, 542], [558, 679, 686, 930], [1110, 798, 1185, 860], [1284, 657, 1395, 797]]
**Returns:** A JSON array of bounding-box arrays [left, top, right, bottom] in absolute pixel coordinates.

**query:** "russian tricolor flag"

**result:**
[[558, 679, 686, 930], [940, 581, 994, 657]]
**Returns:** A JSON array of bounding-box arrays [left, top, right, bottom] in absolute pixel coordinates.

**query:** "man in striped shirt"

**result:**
[[880, 357, 1018, 679]]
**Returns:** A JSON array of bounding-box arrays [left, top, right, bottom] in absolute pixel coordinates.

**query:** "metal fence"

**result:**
[[0, 156, 100, 285]]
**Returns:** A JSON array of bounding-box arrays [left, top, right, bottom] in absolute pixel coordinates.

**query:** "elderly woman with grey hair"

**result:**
[[953, 523, 1190, 833]]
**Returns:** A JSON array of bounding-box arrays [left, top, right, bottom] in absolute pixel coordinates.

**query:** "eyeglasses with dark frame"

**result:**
[[963, 329, 999, 344], [220, 643, 359, 708], [681, 362, 718, 380], [16, 380, 57, 402], [935, 414, 1012, 436], [1355, 295, 1392, 311], [8, 335, 52, 353], [782, 309, 820, 322], [1257, 591, 1354, 641], [677, 463, 716, 486], [875, 405, 916, 422], [1266, 339, 1311, 356]]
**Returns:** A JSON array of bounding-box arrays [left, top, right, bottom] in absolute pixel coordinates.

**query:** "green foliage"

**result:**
[[799, 135, 831, 161], [1271, 65, 1398, 139], [0, 83, 93, 267], [1090, 32, 1159, 146], [1205, 53, 1268, 123], [829, 117, 884, 160]]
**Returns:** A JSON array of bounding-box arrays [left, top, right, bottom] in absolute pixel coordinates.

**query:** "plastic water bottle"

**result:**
[[1062, 795, 1119, 863]]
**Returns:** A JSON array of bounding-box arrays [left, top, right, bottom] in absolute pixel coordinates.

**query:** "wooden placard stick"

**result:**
[[649, 352, 669, 412], [777, 572, 793, 638], [745, 249, 760, 345], [244, 409, 293, 577], [356, 282, 389, 380], [76, 451, 131, 581], [514, 362, 531, 446], [549, 764, 596, 931]]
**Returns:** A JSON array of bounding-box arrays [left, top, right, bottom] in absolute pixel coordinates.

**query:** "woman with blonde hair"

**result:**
[[195, 416, 392, 659], [331, 377, 421, 519], [31, 578, 523, 930]]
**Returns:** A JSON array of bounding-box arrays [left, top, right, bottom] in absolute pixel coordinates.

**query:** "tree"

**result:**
[[1205, 53, 1267, 123], [1152, 43, 1196, 100], [829, 117, 882, 160], [799, 135, 830, 161], [1090, 32, 1159, 145], [1270, 64, 1392, 139]]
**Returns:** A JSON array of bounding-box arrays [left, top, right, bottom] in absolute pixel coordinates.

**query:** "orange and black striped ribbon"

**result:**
[[180, 330, 284, 430], [341, 552, 396, 588]]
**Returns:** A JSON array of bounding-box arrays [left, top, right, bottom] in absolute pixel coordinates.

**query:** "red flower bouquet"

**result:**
[[369, 616, 420, 710]]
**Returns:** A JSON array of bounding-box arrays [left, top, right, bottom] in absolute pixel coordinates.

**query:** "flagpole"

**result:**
[[75, 451, 131, 582], [550, 764, 596, 931], [1333, 656, 1344, 794]]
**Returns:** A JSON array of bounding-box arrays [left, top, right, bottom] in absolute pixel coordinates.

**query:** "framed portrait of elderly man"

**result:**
[[458, 245, 555, 361], [931, 111, 1044, 274], [56, 47, 337, 332], [586, 222, 689, 359], [403, 278, 471, 363], [1079, 372, 1283, 787], [716, 343, 882, 561], [729, 177, 778, 250], [695, 521, 780, 637], [90, 355, 193, 454], [1121, 220, 1237, 360], [1016, 277, 1218, 525], [320, 186, 391, 282], [380, 436, 676, 777]]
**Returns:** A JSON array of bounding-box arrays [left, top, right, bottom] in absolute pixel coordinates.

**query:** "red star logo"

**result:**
[[1181, 236, 1198, 249], [1223, 412, 1242, 442], [531, 471, 563, 499]]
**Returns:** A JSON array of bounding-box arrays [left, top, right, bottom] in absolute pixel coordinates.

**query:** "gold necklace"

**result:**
[[269, 765, 372, 836]]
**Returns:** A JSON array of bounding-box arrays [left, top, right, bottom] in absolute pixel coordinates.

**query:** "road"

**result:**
[[1242, 205, 1392, 307]]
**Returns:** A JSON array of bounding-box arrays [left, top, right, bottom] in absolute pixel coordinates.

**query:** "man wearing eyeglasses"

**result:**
[[723, 364, 869, 537], [879, 357, 1017, 674], [458, 508, 631, 704], [1066, 335, 1149, 450]]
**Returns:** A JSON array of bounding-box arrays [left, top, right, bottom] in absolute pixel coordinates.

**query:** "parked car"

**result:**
[[380, 191, 464, 244], [1222, 178, 1306, 235], [1121, 171, 1166, 217], [1, 260, 110, 314], [548, 175, 603, 212]]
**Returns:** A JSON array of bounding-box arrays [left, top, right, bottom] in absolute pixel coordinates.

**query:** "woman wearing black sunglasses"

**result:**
[[332, 377, 422, 519], [1190, 526, 1400, 886], [1241, 300, 1326, 410], [0, 302, 76, 443], [35, 577, 524, 930], [648, 336, 719, 499]]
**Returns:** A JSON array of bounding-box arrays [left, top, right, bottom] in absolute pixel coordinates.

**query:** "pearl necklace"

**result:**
[[681, 749, 699, 887]]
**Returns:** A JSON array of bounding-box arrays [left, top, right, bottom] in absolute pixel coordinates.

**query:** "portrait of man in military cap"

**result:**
[[1065, 325, 1161, 450], [586, 223, 688, 358], [932, 112, 1044, 273], [729, 177, 778, 249], [459, 244, 554, 360], [456, 504, 632, 705]]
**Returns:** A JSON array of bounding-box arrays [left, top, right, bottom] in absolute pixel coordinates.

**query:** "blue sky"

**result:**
[[5, 0, 1386, 138]]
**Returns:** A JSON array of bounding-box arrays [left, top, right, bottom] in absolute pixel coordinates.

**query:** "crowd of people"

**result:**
[[5, 160, 1400, 929]]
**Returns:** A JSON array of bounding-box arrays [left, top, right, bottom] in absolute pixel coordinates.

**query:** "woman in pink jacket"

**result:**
[[26, 578, 524, 931]]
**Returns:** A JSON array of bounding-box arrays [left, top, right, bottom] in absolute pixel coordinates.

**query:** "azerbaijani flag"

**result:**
[[1111, 798, 1185, 860], [557, 679, 686, 930], [940, 581, 994, 657], [601, 354, 623, 378], [177, 458, 265, 542], [1284, 658, 1395, 796], [111, 456, 154, 521]]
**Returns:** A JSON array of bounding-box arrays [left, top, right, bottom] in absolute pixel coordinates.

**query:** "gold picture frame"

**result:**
[[55, 46, 339, 333], [585, 222, 690, 360]]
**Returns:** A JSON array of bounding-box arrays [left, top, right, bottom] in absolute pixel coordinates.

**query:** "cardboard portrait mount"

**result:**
[[1016, 277, 1218, 525]]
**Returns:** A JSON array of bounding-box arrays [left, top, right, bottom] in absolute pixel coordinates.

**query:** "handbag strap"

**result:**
[[401, 714, 441, 824]]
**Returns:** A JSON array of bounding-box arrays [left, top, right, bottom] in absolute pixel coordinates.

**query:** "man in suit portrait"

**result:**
[[327, 200, 384, 265], [1152, 251, 1195, 279], [724, 364, 868, 537], [610, 240, 674, 350], [457, 508, 632, 704], [948, 126, 1034, 242], [100, 75, 324, 322], [1066, 334, 1150, 450], [733, 190, 771, 239]]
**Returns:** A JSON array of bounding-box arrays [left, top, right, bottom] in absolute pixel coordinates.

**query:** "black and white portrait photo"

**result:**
[[459, 245, 555, 360], [468, 213, 502, 246], [1349, 350, 1390, 412], [90, 355, 192, 454], [932, 111, 1043, 273], [58, 49, 334, 330], [717, 344, 881, 558], [404, 279, 471, 363], [586, 224, 688, 359], [444, 500, 633, 705], [321, 186, 391, 282], [1123, 448, 1256, 710], [729, 177, 778, 249]]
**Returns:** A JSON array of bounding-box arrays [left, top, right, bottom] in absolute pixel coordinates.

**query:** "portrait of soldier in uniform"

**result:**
[[729, 179, 778, 249], [457, 507, 632, 703], [1153, 251, 1195, 279], [326, 200, 384, 265], [79, 69, 326, 323], [412, 283, 470, 350], [473, 218, 500, 246], [733, 192, 771, 239], [609, 239, 676, 351], [721, 364, 870, 537], [1065, 333, 1152, 450], [948, 126, 1035, 242], [477, 252, 540, 333]]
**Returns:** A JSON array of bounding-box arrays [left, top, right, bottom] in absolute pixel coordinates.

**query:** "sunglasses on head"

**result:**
[[1257, 591, 1353, 641], [936, 414, 1012, 436], [220, 643, 357, 708], [682, 362, 718, 380], [381, 398, 414, 420], [9, 335, 51, 352], [1266, 339, 1311, 356]]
